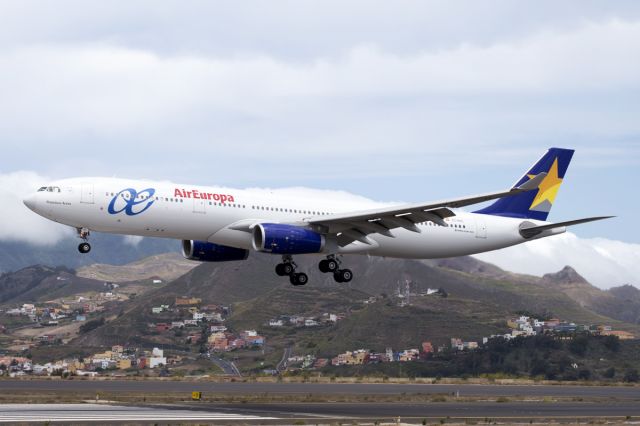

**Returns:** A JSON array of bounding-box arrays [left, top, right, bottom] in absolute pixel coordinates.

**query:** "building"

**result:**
[[601, 330, 635, 340], [268, 319, 284, 327], [399, 349, 420, 362], [117, 359, 132, 370], [149, 357, 166, 368], [176, 297, 202, 306], [155, 323, 170, 332], [421, 341, 434, 354]]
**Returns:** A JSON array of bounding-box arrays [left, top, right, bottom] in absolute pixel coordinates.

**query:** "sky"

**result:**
[[0, 1, 639, 288]]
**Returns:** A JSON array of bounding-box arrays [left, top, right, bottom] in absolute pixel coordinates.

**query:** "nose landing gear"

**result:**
[[275, 255, 308, 286], [77, 227, 91, 254], [319, 255, 353, 283]]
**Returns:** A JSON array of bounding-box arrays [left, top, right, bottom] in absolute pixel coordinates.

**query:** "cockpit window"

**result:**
[[40, 186, 61, 193]]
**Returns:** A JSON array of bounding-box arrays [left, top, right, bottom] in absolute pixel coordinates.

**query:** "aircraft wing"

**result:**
[[306, 172, 547, 247]]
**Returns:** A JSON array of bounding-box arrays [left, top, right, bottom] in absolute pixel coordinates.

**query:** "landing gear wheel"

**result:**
[[290, 272, 308, 286], [275, 264, 286, 276], [78, 242, 91, 254], [282, 263, 294, 275], [319, 257, 339, 273], [333, 269, 353, 283], [326, 259, 339, 272], [339, 269, 353, 282]]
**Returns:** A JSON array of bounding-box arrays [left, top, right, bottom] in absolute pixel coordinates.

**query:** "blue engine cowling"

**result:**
[[181, 240, 249, 262], [252, 223, 325, 254]]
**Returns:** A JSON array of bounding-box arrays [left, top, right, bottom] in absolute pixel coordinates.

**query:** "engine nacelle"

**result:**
[[252, 223, 325, 254], [181, 240, 249, 262]]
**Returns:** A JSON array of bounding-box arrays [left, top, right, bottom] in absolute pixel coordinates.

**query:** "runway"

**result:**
[[207, 401, 640, 419], [1, 401, 640, 424], [0, 404, 274, 423], [2, 379, 640, 399]]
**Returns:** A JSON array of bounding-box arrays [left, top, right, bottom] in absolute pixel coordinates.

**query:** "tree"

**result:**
[[623, 369, 639, 383], [578, 369, 591, 380], [568, 335, 589, 356], [79, 317, 105, 334], [603, 367, 616, 378], [602, 335, 620, 352]]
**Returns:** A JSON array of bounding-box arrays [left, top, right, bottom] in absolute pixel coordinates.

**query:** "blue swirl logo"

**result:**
[[108, 188, 156, 216]]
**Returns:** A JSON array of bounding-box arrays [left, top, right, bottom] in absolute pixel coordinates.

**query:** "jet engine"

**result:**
[[252, 223, 325, 254], [181, 240, 249, 262]]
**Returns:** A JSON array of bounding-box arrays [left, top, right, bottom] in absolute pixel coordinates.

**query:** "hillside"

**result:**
[[70, 252, 640, 359], [540, 267, 640, 325], [0, 265, 107, 305], [76, 252, 197, 283], [0, 233, 179, 274]]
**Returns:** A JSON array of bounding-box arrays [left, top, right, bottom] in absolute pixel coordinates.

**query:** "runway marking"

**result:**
[[0, 404, 275, 422]]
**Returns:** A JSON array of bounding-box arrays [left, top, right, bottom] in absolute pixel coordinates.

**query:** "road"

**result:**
[[2, 380, 640, 399], [276, 346, 292, 372], [208, 356, 241, 377]]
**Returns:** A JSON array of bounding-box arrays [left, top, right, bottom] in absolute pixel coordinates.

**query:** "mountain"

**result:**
[[76, 253, 197, 283], [70, 252, 640, 353], [0, 233, 179, 274], [539, 266, 640, 325], [0, 265, 106, 305]]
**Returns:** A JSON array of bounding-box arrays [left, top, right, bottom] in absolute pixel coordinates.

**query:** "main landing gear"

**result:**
[[77, 227, 91, 254], [275, 255, 308, 286], [273, 255, 353, 285], [319, 255, 353, 283]]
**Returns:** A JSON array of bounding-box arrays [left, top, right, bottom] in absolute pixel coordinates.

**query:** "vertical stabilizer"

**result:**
[[474, 148, 574, 221]]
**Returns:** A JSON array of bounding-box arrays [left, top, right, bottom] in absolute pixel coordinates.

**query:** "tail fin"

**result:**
[[474, 148, 574, 221]]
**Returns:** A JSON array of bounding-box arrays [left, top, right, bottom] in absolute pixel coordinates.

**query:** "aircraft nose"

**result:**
[[23, 193, 37, 211]]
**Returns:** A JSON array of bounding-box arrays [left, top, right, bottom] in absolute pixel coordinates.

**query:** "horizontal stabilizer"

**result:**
[[519, 216, 614, 239]]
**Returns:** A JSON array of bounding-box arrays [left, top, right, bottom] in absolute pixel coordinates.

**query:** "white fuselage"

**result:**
[[23, 177, 562, 259]]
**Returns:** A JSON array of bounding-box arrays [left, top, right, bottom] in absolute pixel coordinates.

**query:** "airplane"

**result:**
[[23, 148, 611, 286]]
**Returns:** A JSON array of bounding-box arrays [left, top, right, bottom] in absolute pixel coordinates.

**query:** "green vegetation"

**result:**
[[318, 334, 640, 381], [78, 317, 105, 334]]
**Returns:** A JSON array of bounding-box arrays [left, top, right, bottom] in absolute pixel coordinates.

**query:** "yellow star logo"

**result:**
[[527, 158, 563, 210]]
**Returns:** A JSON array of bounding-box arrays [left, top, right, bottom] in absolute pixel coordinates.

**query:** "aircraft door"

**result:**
[[193, 197, 206, 214], [80, 184, 94, 204], [475, 217, 487, 239]]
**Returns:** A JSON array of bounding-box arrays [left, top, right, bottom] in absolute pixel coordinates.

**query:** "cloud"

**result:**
[[474, 232, 640, 289], [0, 171, 73, 245], [122, 235, 144, 247]]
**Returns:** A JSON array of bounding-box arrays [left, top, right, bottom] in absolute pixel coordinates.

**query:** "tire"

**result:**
[[282, 263, 294, 275], [326, 259, 338, 272], [333, 271, 344, 283], [275, 263, 286, 276], [289, 274, 299, 286], [78, 242, 91, 254], [318, 260, 329, 273], [295, 273, 308, 285], [340, 269, 353, 283]]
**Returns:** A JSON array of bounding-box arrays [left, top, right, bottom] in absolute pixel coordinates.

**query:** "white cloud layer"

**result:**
[[0, 171, 73, 245], [474, 232, 640, 289]]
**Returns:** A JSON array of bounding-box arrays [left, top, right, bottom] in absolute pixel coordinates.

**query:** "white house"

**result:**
[[149, 357, 167, 368]]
